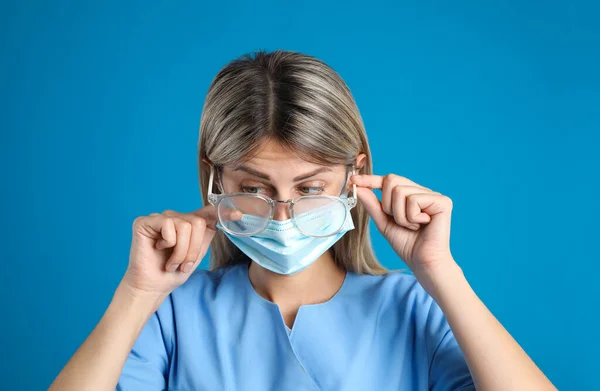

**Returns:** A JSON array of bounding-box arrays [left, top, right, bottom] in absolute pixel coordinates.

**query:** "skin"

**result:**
[[49, 140, 556, 390]]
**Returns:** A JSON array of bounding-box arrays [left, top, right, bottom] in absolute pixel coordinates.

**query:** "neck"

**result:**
[[248, 251, 346, 309]]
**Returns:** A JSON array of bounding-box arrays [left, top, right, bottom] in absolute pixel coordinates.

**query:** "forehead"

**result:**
[[225, 139, 346, 180]]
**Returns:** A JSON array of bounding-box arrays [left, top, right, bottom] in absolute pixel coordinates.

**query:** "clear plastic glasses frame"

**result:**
[[207, 165, 357, 238]]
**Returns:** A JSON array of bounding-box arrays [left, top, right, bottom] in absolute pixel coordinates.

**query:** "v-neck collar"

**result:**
[[236, 261, 353, 340], [237, 262, 353, 311]]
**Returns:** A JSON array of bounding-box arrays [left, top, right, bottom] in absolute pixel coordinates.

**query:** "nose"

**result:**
[[272, 201, 292, 221]]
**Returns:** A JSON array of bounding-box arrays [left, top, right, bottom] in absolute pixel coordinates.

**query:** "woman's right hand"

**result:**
[[120, 206, 219, 304]]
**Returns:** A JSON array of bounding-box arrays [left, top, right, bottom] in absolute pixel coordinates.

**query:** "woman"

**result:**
[[50, 50, 556, 390]]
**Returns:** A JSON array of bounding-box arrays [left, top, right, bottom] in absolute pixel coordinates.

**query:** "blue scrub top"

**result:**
[[117, 262, 475, 390]]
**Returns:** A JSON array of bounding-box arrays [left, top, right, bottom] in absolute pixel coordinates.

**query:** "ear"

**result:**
[[355, 153, 367, 172]]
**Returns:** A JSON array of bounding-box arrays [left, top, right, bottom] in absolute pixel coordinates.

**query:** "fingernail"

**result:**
[[167, 263, 179, 272], [410, 224, 420, 230], [182, 262, 194, 273]]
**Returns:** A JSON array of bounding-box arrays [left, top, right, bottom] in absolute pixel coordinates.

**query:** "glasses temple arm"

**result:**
[[344, 167, 357, 208], [207, 165, 216, 204]]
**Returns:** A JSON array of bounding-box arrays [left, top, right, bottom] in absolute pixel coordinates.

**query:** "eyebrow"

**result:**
[[233, 165, 333, 182]]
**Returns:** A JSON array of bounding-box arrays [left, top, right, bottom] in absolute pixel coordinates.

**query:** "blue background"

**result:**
[[2, 1, 598, 389]]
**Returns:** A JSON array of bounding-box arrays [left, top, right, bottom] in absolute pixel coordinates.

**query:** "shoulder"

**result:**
[[169, 263, 246, 303], [151, 264, 247, 345], [181, 263, 240, 289], [345, 269, 446, 332], [347, 269, 432, 306], [153, 263, 246, 317]]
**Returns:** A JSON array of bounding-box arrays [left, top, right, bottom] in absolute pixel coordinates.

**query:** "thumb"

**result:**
[[356, 187, 389, 232], [192, 205, 218, 228]]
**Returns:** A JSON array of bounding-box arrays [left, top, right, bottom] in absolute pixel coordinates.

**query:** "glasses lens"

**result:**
[[218, 195, 271, 235], [293, 197, 347, 237]]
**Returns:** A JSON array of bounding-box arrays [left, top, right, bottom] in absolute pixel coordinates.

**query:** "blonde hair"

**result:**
[[198, 49, 387, 275]]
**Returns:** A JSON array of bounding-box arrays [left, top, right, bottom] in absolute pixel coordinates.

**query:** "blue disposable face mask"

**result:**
[[217, 196, 355, 275]]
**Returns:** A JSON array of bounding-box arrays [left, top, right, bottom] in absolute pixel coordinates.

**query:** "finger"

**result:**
[[172, 214, 216, 270], [406, 194, 432, 225], [355, 174, 428, 216], [182, 258, 203, 275], [352, 174, 432, 191], [159, 211, 199, 254], [192, 205, 219, 228], [408, 193, 452, 219], [221, 208, 243, 222], [408, 193, 452, 239], [355, 187, 389, 232], [391, 186, 434, 230], [155, 217, 177, 250], [134, 214, 168, 240], [159, 209, 218, 263], [351, 174, 384, 189], [391, 186, 412, 229], [381, 175, 396, 215], [165, 218, 192, 272], [164, 206, 230, 230], [212, 205, 243, 223], [182, 217, 207, 270], [198, 205, 244, 230]]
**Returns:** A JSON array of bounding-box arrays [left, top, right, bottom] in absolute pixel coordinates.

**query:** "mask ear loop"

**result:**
[[350, 167, 357, 208], [343, 165, 357, 209]]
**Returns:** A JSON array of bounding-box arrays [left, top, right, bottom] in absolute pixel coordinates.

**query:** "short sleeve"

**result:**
[[116, 297, 173, 391], [426, 299, 475, 391]]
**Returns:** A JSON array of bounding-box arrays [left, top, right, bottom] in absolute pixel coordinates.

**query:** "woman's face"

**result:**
[[218, 139, 351, 221]]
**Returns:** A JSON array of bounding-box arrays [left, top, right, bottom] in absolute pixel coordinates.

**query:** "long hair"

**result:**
[[198, 49, 387, 275]]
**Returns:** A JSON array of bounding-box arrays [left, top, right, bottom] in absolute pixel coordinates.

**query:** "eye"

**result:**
[[241, 186, 266, 194], [298, 186, 325, 195]]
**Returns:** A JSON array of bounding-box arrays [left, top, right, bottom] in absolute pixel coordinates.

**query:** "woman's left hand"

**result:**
[[351, 174, 457, 278]]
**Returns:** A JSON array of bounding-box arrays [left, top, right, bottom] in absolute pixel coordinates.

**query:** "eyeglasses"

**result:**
[[207, 165, 357, 237]]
